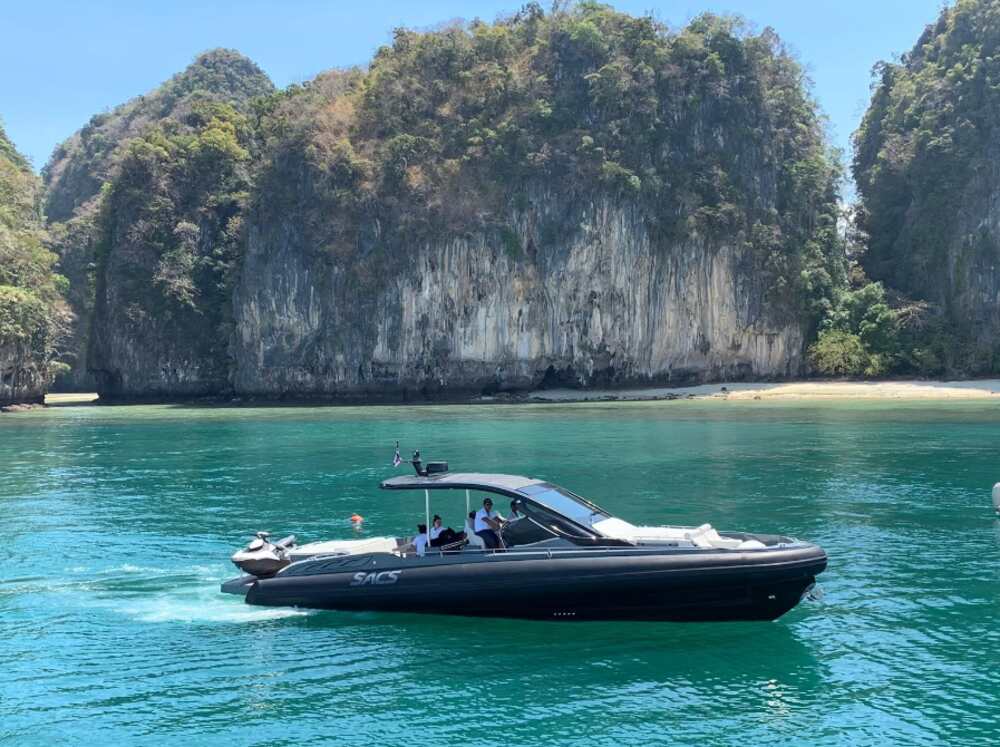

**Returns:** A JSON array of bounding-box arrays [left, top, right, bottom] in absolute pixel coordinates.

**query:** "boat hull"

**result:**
[[237, 544, 827, 622]]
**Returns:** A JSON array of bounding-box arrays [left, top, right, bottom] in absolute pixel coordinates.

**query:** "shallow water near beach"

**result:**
[[2, 399, 999, 745]]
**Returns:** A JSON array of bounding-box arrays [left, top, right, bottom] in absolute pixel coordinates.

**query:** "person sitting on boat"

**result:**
[[465, 512, 485, 549], [474, 497, 504, 549], [429, 514, 464, 547], [402, 523, 429, 556], [507, 500, 524, 523], [429, 515, 444, 543]]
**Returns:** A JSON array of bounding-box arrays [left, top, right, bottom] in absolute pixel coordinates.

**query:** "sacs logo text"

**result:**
[[350, 570, 401, 586]]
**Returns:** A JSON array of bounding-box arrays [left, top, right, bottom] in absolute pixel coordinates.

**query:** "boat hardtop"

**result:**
[[379, 470, 770, 551]]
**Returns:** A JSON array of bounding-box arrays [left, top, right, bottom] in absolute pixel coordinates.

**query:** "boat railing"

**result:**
[[397, 544, 718, 560]]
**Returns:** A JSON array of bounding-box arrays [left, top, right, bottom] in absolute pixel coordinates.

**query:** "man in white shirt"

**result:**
[[408, 523, 428, 556], [429, 515, 444, 542], [474, 497, 504, 549]]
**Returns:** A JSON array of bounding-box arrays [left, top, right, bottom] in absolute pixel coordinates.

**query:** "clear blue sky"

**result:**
[[2, 0, 946, 175]]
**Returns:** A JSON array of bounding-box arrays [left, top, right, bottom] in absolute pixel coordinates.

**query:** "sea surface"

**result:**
[[2, 399, 999, 745]]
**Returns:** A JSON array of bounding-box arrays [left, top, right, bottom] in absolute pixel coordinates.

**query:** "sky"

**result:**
[[2, 0, 947, 177]]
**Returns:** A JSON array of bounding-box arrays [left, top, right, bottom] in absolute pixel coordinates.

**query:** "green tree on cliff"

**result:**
[[0, 122, 68, 401], [43, 49, 274, 390]]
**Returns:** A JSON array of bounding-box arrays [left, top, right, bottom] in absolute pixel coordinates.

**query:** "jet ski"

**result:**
[[221, 455, 827, 622]]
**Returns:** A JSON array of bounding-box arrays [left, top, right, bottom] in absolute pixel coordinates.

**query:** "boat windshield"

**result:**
[[518, 483, 611, 527]]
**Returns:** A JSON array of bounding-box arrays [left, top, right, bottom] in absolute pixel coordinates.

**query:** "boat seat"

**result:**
[[684, 524, 744, 550], [291, 536, 400, 560], [465, 519, 485, 550]]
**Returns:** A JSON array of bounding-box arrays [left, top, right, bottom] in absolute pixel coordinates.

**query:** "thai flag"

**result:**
[[392, 442, 402, 467]]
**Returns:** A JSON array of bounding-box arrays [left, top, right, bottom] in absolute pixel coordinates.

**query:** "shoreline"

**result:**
[[31, 379, 1000, 410], [524, 379, 1000, 403]]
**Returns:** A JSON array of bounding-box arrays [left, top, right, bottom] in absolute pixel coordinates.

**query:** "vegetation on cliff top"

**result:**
[[0, 123, 67, 384], [44, 49, 274, 223], [255, 3, 844, 326]]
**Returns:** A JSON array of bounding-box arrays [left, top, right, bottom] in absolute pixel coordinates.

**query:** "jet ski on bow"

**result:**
[[222, 455, 827, 622]]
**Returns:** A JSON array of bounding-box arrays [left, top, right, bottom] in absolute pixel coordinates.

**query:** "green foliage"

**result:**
[[499, 225, 522, 259], [43, 49, 273, 225], [828, 282, 898, 356], [0, 124, 67, 379], [808, 250, 909, 376], [50, 12, 858, 386], [101, 101, 255, 325], [0, 286, 48, 342], [808, 329, 869, 376], [154, 49, 275, 118], [253, 5, 843, 323], [40, 49, 275, 387]]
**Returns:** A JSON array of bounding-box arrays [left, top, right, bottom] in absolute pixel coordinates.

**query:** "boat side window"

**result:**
[[519, 483, 611, 527]]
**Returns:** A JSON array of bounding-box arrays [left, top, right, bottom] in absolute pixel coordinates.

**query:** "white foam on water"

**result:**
[[121, 590, 313, 624], [94, 562, 231, 581], [97, 563, 177, 576], [47, 562, 312, 623]]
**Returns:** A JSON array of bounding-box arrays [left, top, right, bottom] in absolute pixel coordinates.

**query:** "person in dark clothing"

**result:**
[[429, 514, 465, 547]]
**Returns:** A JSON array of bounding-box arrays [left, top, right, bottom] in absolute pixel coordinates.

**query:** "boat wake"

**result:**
[[45, 562, 317, 624], [120, 586, 313, 624]]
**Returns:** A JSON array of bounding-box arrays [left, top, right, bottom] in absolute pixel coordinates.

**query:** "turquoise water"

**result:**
[[2, 399, 999, 745]]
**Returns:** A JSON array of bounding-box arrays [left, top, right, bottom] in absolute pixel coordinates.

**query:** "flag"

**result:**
[[392, 441, 402, 467]]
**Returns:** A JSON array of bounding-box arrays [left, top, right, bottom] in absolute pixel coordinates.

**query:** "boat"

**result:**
[[221, 455, 827, 621]]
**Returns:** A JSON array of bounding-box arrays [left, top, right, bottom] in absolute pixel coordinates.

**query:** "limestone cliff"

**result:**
[[81, 9, 845, 400], [233, 197, 802, 398], [43, 49, 274, 391], [853, 0, 1000, 372]]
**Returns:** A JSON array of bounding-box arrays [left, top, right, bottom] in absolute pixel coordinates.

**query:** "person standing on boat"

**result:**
[[474, 497, 504, 549]]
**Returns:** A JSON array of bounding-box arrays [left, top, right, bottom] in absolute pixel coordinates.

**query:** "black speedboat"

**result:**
[[222, 457, 827, 622]]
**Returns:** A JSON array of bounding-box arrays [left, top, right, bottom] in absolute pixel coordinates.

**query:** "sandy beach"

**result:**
[[35, 380, 1000, 408], [529, 379, 1000, 402], [44, 392, 100, 406]]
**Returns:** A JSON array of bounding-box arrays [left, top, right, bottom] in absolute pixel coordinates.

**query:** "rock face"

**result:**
[[0, 341, 48, 406], [939, 152, 1000, 349], [233, 198, 802, 399]]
